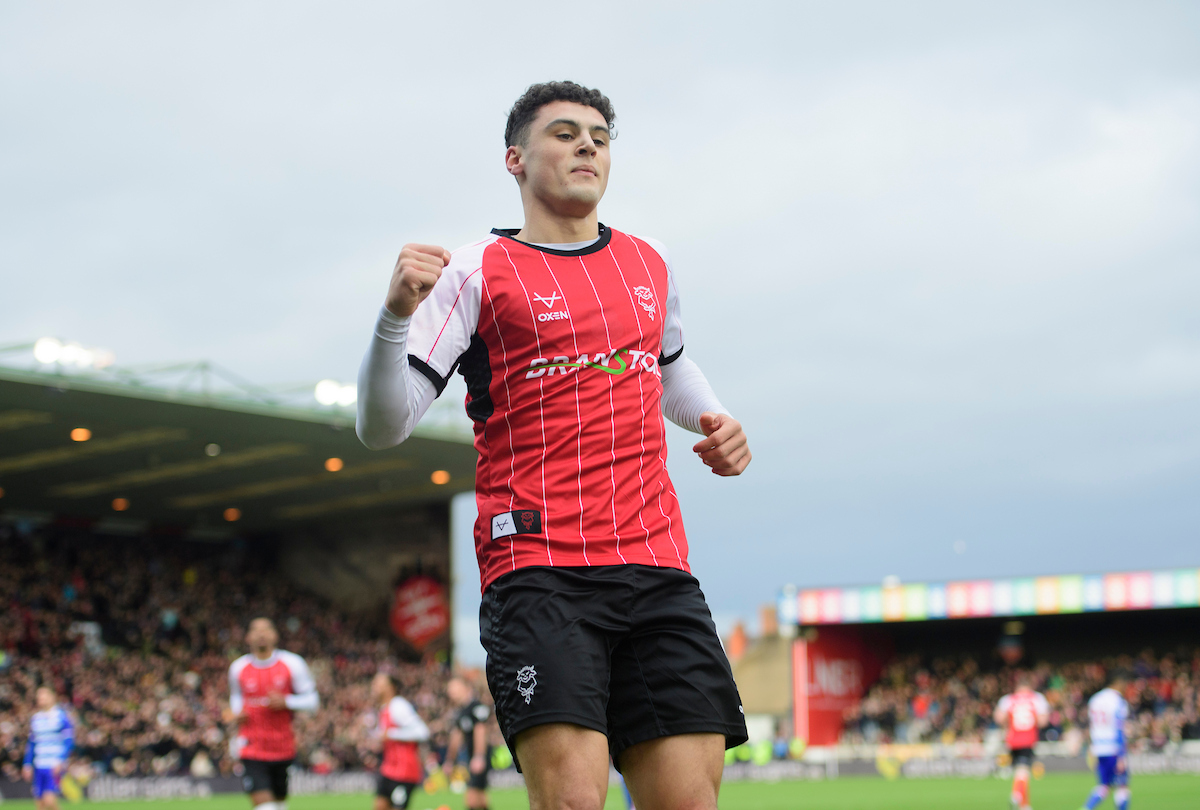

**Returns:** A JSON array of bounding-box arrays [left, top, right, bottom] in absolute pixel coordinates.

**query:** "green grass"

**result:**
[[4, 773, 1196, 809]]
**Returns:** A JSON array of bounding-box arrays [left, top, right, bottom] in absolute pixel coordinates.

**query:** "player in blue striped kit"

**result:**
[[1081, 671, 1131, 810], [21, 686, 74, 810]]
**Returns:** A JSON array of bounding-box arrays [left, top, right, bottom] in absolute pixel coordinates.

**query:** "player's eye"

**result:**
[[557, 132, 574, 140]]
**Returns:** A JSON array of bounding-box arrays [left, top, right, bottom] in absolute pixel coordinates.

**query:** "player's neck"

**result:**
[[514, 205, 599, 245], [253, 648, 276, 661]]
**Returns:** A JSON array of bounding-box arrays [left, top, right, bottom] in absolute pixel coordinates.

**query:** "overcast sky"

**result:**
[[3, 2, 1199, 663]]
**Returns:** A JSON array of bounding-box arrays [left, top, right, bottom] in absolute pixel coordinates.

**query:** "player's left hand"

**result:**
[[267, 692, 288, 710], [1117, 757, 1127, 774], [469, 754, 485, 775], [693, 413, 751, 476], [21, 765, 32, 782]]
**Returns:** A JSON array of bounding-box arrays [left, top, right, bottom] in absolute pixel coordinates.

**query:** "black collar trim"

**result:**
[[490, 224, 612, 256]]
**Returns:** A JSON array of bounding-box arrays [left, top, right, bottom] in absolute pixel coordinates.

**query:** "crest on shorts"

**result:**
[[516, 665, 538, 705], [632, 286, 656, 320]]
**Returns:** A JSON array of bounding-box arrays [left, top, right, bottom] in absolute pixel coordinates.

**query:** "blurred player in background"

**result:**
[[995, 673, 1050, 810], [227, 618, 319, 810], [442, 677, 491, 810], [21, 686, 73, 810], [371, 672, 430, 810], [1080, 671, 1131, 810]]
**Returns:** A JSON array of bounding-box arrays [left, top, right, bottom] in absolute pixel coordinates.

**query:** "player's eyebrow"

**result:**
[[544, 118, 609, 136]]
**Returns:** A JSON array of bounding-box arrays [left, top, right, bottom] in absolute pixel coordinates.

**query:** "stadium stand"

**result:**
[[840, 651, 1200, 749], [0, 523, 472, 782]]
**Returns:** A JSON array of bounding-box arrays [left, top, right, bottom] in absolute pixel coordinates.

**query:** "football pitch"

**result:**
[[3, 774, 1196, 810]]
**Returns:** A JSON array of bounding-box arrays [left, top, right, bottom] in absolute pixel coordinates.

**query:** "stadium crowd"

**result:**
[[840, 648, 1200, 750], [0, 523, 477, 781]]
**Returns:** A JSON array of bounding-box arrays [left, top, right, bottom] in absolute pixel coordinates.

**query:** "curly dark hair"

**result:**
[[504, 80, 616, 148]]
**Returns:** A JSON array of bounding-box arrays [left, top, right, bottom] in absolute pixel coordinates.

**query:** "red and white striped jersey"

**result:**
[[228, 650, 318, 762], [407, 225, 689, 592], [997, 689, 1050, 750], [379, 696, 428, 783]]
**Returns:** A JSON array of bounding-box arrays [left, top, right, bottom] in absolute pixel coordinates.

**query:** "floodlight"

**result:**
[[33, 337, 62, 364], [314, 379, 341, 406], [336, 384, 357, 406]]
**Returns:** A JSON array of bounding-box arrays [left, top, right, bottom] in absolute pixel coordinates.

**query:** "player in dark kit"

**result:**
[[357, 81, 751, 810], [442, 677, 492, 810]]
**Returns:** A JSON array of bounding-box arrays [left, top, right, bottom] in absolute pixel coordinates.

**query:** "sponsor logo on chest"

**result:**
[[532, 291, 569, 322], [525, 348, 661, 379]]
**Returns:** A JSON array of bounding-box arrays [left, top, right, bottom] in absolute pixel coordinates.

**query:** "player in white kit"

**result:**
[[1080, 671, 1131, 810]]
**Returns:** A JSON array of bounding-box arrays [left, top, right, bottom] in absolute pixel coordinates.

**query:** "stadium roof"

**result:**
[[0, 346, 477, 537], [780, 568, 1200, 627]]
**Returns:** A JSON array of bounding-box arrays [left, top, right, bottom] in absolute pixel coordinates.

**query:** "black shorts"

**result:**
[[241, 758, 291, 798], [466, 761, 490, 791], [480, 564, 748, 769], [376, 776, 419, 808], [1010, 747, 1035, 768]]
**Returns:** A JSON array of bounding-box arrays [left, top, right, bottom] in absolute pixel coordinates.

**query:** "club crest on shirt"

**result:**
[[516, 665, 538, 704], [632, 286, 656, 320]]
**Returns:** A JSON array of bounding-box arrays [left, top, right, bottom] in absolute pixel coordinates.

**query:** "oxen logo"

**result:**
[[632, 286, 656, 320], [520, 511, 535, 531], [516, 665, 538, 704]]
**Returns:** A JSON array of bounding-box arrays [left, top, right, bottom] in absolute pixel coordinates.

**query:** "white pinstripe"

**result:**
[[627, 235, 684, 568], [479, 271, 518, 574], [498, 241, 553, 567], [605, 243, 658, 566], [537, 253, 590, 564], [575, 254, 627, 564]]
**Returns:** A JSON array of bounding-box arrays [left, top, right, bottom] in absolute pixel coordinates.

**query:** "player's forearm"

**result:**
[[386, 723, 430, 742], [660, 353, 729, 433], [284, 691, 319, 712], [444, 730, 462, 763], [24, 740, 34, 767], [356, 308, 436, 449]]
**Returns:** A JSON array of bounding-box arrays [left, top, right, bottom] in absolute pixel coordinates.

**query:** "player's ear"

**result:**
[[505, 145, 524, 178]]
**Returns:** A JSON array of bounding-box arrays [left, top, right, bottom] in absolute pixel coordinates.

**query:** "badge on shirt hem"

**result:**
[[491, 510, 541, 540]]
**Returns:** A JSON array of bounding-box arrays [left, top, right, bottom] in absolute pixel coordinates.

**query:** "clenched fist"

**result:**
[[693, 412, 751, 476], [385, 243, 452, 318]]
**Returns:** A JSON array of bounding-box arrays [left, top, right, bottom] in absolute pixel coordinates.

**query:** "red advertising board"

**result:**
[[792, 626, 886, 746], [389, 575, 450, 650]]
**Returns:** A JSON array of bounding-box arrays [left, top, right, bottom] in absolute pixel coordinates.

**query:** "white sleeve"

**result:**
[[356, 309, 438, 449], [404, 241, 486, 388], [282, 654, 319, 712], [356, 239, 487, 450], [228, 660, 245, 715], [1036, 693, 1051, 718], [660, 353, 730, 434], [384, 697, 430, 742]]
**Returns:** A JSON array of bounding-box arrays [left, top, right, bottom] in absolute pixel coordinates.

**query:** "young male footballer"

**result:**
[[357, 80, 750, 810]]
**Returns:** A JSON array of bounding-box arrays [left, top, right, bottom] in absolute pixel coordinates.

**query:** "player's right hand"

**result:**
[[385, 244, 452, 318], [21, 765, 32, 782]]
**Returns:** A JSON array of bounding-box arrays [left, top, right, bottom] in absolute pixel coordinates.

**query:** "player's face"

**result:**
[[447, 678, 469, 705], [507, 101, 611, 218], [246, 619, 277, 652], [36, 687, 55, 710], [370, 673, 390, 703]]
